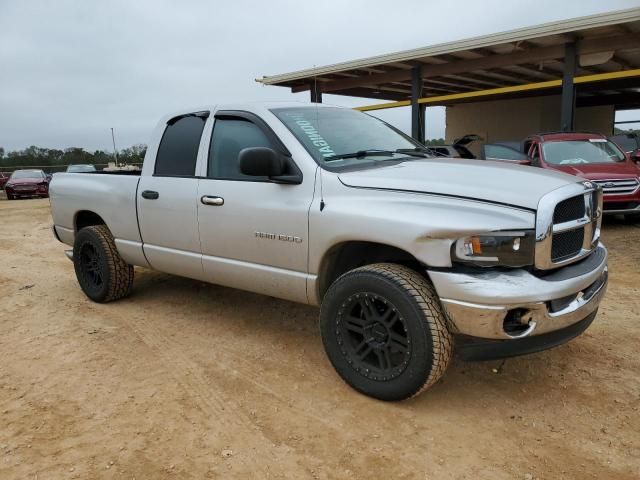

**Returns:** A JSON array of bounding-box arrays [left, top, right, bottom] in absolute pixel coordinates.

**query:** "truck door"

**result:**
[[196, 111, 313, 303], [137, 112, 208, 280]]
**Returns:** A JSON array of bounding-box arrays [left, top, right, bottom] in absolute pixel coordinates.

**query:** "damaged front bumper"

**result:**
[[428, 245, 608, 359]]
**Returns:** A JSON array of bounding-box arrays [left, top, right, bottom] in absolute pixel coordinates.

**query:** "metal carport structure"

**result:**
[[257, 7, 640, 142]]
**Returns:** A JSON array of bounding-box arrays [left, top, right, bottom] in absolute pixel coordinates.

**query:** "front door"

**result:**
[[196, 112, 314, 303]]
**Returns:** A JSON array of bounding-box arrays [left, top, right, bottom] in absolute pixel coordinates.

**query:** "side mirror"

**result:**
[[632, 149, 640, 164], [239, 147, 285, 176], [239, 147, 302, 184]]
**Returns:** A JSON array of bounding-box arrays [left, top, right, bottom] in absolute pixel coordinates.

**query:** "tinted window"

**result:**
[[155, 115, 207, 176], [610, 134, 638, 153], [483, 144, 529, 161], [208, 118, 273, 180]]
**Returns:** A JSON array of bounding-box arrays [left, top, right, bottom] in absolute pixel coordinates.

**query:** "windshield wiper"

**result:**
[[324, 149, 396, 162]]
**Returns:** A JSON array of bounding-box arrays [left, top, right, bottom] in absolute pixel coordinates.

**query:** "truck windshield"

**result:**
[[271, 106, 424, 168], [542, 140, 626, 165]]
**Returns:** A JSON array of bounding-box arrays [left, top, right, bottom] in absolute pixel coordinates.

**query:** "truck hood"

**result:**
[[546, 161, 640, 180], [338, 158, 579, 210]]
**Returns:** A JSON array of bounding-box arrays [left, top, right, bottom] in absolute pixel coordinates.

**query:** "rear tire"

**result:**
[[6, 194, 14, 200], [320, 263, 453, 401], [73, 225, 134, 303]]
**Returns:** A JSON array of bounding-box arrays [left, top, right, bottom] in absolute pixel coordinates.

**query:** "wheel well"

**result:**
[[317, 241, 423, 300], [75, 210, 106, 232]]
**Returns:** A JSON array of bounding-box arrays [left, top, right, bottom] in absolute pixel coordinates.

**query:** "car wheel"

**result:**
[[73, 225, 134, 303], [6, 194, 14, 200], [320, 263, 453, 401]]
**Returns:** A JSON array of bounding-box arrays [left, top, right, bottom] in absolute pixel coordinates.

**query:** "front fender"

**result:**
[[309, 175, 535, 274]]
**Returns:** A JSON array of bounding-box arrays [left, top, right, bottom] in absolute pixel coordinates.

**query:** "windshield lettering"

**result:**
[[285, 112, 336, 158]]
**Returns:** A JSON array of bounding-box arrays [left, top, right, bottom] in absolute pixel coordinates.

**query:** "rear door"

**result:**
[[196, 111, 313, 303], [137, 112, 209, 280]]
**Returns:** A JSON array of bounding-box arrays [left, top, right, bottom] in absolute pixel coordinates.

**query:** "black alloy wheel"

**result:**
[[337, 292, 411, 381], [73, 225, 134, 303], [320, 263, 453, 401]]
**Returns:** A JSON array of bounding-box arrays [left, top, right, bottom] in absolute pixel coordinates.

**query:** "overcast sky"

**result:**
[[1, 0, 639, 153]]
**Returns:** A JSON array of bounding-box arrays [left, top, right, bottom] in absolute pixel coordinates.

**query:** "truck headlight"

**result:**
[[452, 231, 535, 267]]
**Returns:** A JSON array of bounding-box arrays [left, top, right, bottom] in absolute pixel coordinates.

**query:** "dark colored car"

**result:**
[[425, 134, 482, 158], [482, 132, 640, 218], [481, 141, 533, 165], [0, 172, 10, 190], [5, 169, 50, 200], [609, 132, 640, 161]]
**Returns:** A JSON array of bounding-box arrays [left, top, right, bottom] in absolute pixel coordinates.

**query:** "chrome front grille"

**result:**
[[553, 195, 585, 224], [551, 228, 585, 261], [535, 182, 603, 270], [592, 178, 639, 195]]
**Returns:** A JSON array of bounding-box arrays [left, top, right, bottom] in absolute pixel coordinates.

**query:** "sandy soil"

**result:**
[[0, 195, 638, 479]]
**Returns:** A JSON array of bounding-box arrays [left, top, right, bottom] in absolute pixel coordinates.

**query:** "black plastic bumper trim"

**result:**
[[455, 310, 598, 361]]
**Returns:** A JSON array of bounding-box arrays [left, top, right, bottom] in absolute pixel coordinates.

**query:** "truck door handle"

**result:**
[[141, 190, 159, 200], [201, 195, 224, 206]]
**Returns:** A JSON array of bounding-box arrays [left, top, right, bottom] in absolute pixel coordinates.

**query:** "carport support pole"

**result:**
[[310, 80, 322, 103], [560, 42, 577, 132], [411, 66, 425, 143]]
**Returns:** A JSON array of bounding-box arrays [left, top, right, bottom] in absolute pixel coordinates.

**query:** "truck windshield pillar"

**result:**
[[560, 42, 577, 132], [411, 66, 425, 143]]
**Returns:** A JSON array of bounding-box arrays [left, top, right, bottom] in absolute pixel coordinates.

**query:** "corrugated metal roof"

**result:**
[[257, 7, 640, 86]]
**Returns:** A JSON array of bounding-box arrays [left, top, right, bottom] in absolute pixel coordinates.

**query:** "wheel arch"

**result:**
[[315, 241, 425, 302], [74, 210, 106, 233]]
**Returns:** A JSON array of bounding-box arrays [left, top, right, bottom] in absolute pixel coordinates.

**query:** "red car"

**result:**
[[5, 169, 50, 200], [482, 132, 640, 219]]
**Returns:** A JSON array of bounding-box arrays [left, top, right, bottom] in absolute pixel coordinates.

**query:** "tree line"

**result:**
[[0, 145, 147, 172]]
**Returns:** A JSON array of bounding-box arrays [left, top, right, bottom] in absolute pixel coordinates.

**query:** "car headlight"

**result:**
[[452, 231, 535, 267]]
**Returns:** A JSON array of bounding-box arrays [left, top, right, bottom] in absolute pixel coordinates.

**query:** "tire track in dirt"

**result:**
[[120, 313, 309, 478], [134, 299, 356, 429]]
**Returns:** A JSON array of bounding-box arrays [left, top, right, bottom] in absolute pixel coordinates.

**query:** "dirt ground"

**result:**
[[0, 195, 638, 480]]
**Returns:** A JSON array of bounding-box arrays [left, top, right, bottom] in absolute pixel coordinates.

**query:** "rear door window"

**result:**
[[154, 114, 208, 176]]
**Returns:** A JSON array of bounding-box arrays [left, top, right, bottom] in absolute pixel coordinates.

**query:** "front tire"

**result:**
[[320, 263, 453, 401], [73, 225, 134, 303]]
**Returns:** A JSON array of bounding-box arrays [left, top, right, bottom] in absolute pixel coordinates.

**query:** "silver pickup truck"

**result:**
[[50, 103, 608, 401]]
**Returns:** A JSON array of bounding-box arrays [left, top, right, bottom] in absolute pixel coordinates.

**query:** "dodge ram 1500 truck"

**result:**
[[50, 103, 608, 401]]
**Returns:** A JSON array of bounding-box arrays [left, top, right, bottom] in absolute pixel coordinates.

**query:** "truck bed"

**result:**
[[49, 172, 143, 248]]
